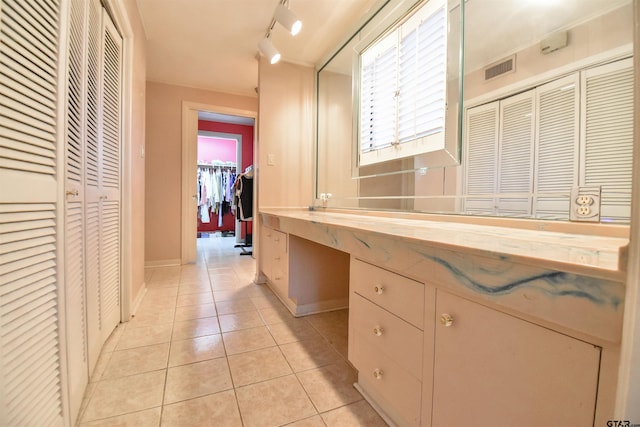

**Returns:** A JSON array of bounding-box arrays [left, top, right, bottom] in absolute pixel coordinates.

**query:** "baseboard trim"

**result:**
[[145, 259, 181, 268], [130, 284, 147, 317]]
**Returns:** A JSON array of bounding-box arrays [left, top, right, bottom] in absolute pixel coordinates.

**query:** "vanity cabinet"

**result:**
[[261, 226, 288, 296], [349, 258, 433, 426], [260, 224, 350, 316], [429, 290, 601, 427], [349, 258, 602, 427]]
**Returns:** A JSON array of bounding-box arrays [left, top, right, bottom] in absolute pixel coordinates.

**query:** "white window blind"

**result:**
[[359, 0, 446, 165]]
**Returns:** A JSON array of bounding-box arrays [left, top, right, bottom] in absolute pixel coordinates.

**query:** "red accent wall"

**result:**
[[197, 120, 254, 236]]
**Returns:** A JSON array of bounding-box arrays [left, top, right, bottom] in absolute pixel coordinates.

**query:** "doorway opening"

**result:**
[[194, 110, 255, 254]]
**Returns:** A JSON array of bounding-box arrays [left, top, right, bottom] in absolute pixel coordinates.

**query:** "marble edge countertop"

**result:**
[[259, 208, 629, 282]]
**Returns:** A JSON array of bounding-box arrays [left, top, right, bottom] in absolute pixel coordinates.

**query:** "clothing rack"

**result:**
[[235, 221, 252, 256]]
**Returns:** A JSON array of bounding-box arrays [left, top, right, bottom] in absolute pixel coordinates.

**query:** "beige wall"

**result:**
[[257, 58, 315, 208], [120, 0, 147, 310], [145, 82, 257, 264]]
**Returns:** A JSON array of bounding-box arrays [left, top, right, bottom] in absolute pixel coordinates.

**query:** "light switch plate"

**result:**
[[267, 153, 275, 166]]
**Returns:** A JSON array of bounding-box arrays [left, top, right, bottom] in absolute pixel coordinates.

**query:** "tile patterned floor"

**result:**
[[77, 236, 388, 426]]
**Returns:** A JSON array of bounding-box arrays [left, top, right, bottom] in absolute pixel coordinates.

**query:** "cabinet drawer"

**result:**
[[351, 336, 422, 426], [351, 259, 424, 328], [350, 293, 423, 379]]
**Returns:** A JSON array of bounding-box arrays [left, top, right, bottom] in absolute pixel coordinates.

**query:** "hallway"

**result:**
[[76, 236, 387, 426]]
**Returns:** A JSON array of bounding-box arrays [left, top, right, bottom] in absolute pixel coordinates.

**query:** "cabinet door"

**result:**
[[432, 291, 600, 427], [580, 58, 634, 222]]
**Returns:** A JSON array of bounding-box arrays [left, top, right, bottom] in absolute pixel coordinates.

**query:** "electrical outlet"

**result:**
[[570, 186, 601, 222]]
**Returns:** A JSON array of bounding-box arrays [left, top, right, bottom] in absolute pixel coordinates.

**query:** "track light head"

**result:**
[[274, 4, 302, 36], [258, 37, 281, 64]]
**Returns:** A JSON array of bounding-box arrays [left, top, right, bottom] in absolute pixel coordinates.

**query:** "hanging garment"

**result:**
[[200, 204, 210, 223], [236, 174, 253, 221]]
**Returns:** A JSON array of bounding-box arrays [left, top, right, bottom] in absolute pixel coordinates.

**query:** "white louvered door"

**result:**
[[497, 90, 534, 217], [464, 101, 499, 214], [581, 58, 634, 222], [84, 0, 103, 376], [533, 74, 579, 219], [86, 1, 122, 378], [64, 0, 90, 420], [97, 8, 122, 349], [0, 0, 65, 424]]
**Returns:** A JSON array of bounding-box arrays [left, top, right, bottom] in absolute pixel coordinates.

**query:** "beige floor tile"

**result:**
[[280, 338, 345, 372], [172, 316, 220, 341], [101, 343, 169, 379], [176, 291, 213, 307], [164, 358, 233, 404], [228, 346, 292, 387], [267, 318, 321, 345], [210, 280, 240, 291], [137, 294, 177, 311], [222, 326, 277, 355], [127, 308, 174, 328], [213, 288, 252, 301], [178, 282, 212, 295], [169, 334, 225, 367], [296, 362, 362, 413], [101, 323, 127, 353], [146, 279, 180, 289], [250, 294, 283, 310], [218, 310, 265, 332], [236, 375, 317, 427], [145, 287, 179, 298], [81, 370, 165, 422], [258, 305, 293, 324], [116, 324, 173, 350], [174, 302, 217, 322], [320, 400, 388, 427], [215, 298, 257, 315], [90, 351, 112, 382], [285, 415, 327, 427], [77, 381, 97, 422], [79, 407, 162, 427], [161, 389, 242, 427]]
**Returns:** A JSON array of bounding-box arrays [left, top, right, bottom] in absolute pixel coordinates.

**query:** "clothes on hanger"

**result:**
[[197, 164, 237, 226], [234, 166, 253, 222]]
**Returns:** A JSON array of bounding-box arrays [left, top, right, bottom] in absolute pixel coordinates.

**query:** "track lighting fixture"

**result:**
[[274, 4, 302, 36], [258, 37, 281, 64], [257, 0, 302, 65]]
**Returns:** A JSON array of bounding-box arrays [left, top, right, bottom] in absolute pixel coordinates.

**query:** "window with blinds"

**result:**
[[359, 0, 446, 166]]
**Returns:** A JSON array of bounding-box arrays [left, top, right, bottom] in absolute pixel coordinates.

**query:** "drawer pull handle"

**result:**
[[373, 368, 383, 380], [373, 285, 384, 295], [373, 326, 384, 336], [440, 313, 454, 327], [274, 256, 280, 261]]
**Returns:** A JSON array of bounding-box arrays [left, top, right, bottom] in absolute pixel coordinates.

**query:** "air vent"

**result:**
[[484, 55, 516, 81]]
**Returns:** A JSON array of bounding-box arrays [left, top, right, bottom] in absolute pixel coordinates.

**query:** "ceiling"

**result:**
[[136, 0, 381, 98], [136, 0, 630, 99]]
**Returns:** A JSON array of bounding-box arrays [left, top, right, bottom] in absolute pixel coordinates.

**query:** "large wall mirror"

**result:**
[[316, 0, 634, 223]]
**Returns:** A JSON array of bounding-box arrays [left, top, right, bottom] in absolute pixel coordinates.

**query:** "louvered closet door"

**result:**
[[533, 74, 579, 220], [497, 90, 534, 217], [581, 58, 634, 222], [64, 0, 90, 419], [0, 0, 65, 425], [97, 8, 122, 347], [464, 101, 499, 215], [86, 4, 122, 373], [84, 0, 103, 376]]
